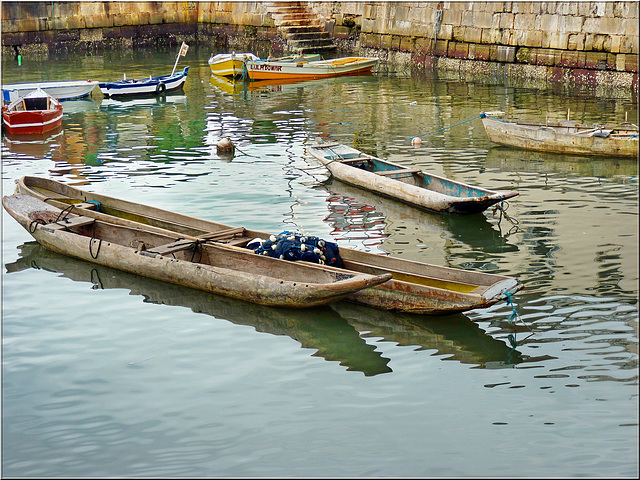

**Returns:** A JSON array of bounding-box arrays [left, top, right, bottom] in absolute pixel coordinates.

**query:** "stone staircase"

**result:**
[[266, 1, 337, 55]]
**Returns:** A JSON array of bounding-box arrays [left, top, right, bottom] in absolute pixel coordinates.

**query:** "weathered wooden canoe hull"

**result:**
[[2, 194, 391, 309], [15, 176, 524, 315], [307, 142, 518, 215], [481, 114, 639, 158]]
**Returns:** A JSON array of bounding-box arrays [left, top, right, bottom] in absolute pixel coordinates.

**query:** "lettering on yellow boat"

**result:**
[[250, 64, 283, 72]]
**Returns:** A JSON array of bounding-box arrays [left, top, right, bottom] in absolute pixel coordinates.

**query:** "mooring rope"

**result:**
[[411, 114, 484, 140]]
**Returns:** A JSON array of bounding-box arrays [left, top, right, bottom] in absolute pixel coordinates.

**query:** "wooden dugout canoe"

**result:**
[[480, 112, 639, 158], [307, 140, 519, 215], [14, 176, 523, 315], [2, 194, 391, 309]]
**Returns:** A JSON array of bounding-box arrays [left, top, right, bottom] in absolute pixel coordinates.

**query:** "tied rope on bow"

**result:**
[[504, 291, 534, 348]]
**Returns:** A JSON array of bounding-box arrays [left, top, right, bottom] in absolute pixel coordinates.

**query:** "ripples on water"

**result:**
[[2, 47, 638, 477]]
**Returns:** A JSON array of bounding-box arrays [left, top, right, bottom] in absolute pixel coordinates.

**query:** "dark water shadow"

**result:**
[[331, 302, 525, 369], [485, 146, 639, 177], [5, 242, 391, 377]]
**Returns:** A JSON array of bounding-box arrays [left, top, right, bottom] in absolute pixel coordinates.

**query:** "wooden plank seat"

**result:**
[[311, 142, 341, 149], [74, 201, 98, 210], [375, 168, 421, 176], [148, 227, 248, 256], [46, 215, 96, 230], [337, 156, 371, 164], [195, 227, 246, 241], [147, 239, 196, 256]]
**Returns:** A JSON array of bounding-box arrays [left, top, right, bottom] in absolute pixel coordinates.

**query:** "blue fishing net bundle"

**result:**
[[246, 231, 343, 268]]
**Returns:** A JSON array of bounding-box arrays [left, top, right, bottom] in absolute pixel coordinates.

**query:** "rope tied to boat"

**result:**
[[504, 291, 534, 343], [492, 199, 519, 234], [29, 218, 46, 233], [86, 199, 101, 212], [54, 203, 75, 223], [410, 114, 484, 140]]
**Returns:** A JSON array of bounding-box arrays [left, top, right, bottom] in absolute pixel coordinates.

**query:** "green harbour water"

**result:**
[[1, 45, 638, 477]]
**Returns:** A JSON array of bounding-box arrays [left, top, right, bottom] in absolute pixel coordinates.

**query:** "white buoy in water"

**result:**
[[412, 136, 422, 147], [217, 137, 235, 155]]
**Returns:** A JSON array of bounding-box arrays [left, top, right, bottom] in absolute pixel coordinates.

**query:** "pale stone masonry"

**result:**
[[1, 1, 637, 90]]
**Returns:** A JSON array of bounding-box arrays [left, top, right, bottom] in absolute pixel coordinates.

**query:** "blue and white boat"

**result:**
[[99, 42, 190, 98], [98, 66, 189, 98]]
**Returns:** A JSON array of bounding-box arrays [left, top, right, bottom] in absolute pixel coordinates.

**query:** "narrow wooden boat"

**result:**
[[208, 52, 259, 77], [14, 176, 523, 315], [480, 111, 639, 158], [307, 140, 519, 215], [98, 67, 189, 98], [208, 53, 322, 78], [99, 43, 190, 98], [2, 193, 391, 309], [1, 88, 63, 135], [246, 56, 378, 81], [2, 80, 99, 103]]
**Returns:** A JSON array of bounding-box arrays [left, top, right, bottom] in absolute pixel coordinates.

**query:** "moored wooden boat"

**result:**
[[2, 80, 99, 103], [307, 139, 519, 215], [2, 193, 391, 309], [1, 87, 63, 135], [98, 67, 189, 98], [208, 53, 321, 78], [15, 176, 524, 315], [480, 111, 639, 158], [208, 52, 259, 77], [99, 43, 190, 98], [246, 56, 378, 81]]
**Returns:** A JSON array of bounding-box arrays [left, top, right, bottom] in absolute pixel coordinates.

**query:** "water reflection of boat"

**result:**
[[485, 146, 639, 177], [331, 302, 524, 368], [248, 73, 374, 92], [6, 242, 392, 376], [60, 98, 100, 115], [209, 74, 246, 95], [2, 125, 63, 157], [318, 178, 518, 254], [99, 93, 187, 110]]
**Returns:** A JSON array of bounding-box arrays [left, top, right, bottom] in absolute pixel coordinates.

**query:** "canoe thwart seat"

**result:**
[[336, 156, 372, 164], [147, 227, 248, 256], [311, 142, 341, 149], [74, 201, 98, 210], [147, 239, 197, 256], [196, 226, 246, 242], [375, 168, 421, 176], [47, 215, 96, 230]]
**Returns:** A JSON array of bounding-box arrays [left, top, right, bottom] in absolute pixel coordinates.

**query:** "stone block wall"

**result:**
[[2, 1, 638, 90]]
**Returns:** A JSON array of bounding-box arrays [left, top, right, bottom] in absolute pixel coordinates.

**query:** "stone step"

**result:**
[[298, 45, 338, 55], [280, 25, 326, 34], [286, 31, 332, 41], [288, 38, 335, 49]]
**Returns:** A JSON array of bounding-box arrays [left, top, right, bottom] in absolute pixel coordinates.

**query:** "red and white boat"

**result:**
[[2, 87, 63, 135]]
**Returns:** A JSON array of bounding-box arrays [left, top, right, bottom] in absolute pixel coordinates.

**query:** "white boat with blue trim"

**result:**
[[98, 43, 190, 98], [2, 80, 98, 103]]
